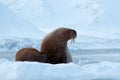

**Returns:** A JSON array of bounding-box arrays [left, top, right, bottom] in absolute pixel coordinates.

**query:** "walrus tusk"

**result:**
[[71, 37, 75, 43]]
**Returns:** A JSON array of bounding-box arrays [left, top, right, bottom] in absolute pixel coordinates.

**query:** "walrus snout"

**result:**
[[69, 29, 77, 43], [70, 30, 77, 39]]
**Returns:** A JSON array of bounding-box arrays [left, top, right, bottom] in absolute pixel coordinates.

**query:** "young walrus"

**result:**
[[15, 48, 47, 62]]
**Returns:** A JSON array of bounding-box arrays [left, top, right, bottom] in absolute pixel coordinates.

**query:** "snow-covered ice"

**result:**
[[0, 3, 45, 39], [0, 59, 120, 80], [0, 49, 120, 80], [1, 0, 120, 39], [0, 0, 120, 80]]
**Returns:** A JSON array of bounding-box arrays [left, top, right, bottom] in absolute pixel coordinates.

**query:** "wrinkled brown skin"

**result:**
[[15, 27, 77, 64], [40, 27, 77, 64], [15, 48, 47, 62]]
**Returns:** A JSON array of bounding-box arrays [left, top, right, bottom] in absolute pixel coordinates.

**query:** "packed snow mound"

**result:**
[[0, 59, 120, 80]]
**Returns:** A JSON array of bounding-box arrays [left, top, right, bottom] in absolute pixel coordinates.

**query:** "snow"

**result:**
[[0, 0, 120, 79], [0, 59, 120, 80], [0, 0, 120, 39], [0, 38, 41, 51], [0, 0, 120, 50], [2, 0, 100, 32], [1, 0, 119, 39], [0, 3, 45, 39]]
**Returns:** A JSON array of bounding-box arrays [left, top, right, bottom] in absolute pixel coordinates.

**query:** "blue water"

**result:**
[[0, 49, 120, 65]]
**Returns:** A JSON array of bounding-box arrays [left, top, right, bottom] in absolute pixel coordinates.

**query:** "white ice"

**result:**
[[0, 59, 120, 80]]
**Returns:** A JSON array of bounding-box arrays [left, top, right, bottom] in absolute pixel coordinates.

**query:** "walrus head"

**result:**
[[53, 27, 77, 42], [40, 27, 77, 52], [69, 29, 77, 42]]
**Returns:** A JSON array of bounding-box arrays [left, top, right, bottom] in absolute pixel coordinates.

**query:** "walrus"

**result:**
[[40, 27, 77, 64], [15, 48, 47, 62], [15, 27, 77, 64]]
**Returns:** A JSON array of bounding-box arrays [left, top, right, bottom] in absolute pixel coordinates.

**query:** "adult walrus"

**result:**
[[40, 27, 77, 64], [15, 27, 77, 64]]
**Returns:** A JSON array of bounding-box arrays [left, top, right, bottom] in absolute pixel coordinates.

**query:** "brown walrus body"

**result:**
[[15, 27, 77, 64], [40, 27, 77, 64]]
